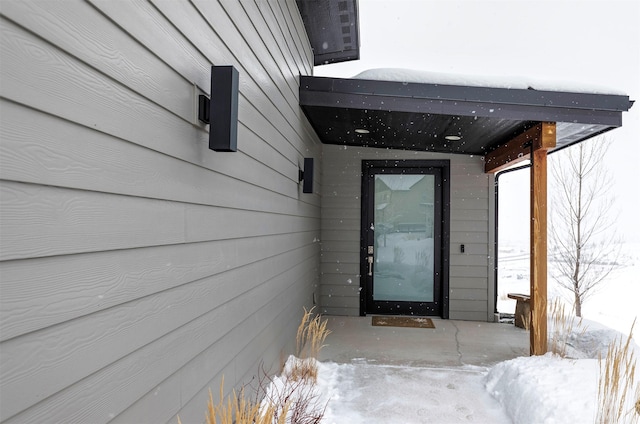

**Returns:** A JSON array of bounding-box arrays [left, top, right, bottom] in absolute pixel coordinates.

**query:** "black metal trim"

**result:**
[[301, 76, 632, 112], [296, 0, 360, 67], [300, 86, 624, 127]]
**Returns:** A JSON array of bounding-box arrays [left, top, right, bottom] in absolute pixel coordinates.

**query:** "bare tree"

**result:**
[[549, 136, 621, 317]]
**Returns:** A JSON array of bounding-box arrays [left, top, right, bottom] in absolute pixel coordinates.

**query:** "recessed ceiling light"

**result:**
[[355, 128, 370, 134], [444, 135, 462, 141]]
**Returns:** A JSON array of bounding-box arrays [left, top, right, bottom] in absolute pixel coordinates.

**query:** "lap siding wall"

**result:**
[[320, 145, 495, 321], [0, 0, 320, 422]]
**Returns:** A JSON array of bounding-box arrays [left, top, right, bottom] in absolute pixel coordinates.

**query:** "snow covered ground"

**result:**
[[273, 242, 640, 423], [310, 321, 637, 423], [310, 322, 638, 424], [498, 241, 640, 335]]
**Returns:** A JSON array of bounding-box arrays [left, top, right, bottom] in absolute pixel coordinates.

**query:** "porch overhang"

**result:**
[[296, 0, 360, 66], [299, 75, 633, 170], [301, 74, 633, 355]]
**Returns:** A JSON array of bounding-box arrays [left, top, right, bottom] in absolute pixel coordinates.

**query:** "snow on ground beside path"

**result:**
[[485, 321, 639, 424], [498, 242, 640, 335], [269, 322, 638, 423], [551, 317, 639, 360], [489, 242, 640, 422], [312, 321, 639, 423], [311, 322, 639, 424], [486, 354, 599, 424], [581, 243, 640, 335]]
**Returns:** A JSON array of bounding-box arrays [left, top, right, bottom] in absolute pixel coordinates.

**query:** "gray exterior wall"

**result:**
[[0, 1, 320, 422], [320, 145, 496, 321]]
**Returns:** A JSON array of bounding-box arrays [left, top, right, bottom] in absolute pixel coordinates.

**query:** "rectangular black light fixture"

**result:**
[[299, 157, 314, 193], [198, 65, 239, 152]]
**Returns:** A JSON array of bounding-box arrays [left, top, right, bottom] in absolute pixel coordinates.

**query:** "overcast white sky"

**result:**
[[314, 0, 640, 242]]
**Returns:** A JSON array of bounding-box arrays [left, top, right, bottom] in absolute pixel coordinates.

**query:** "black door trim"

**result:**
[[360, 160, 450, 318]]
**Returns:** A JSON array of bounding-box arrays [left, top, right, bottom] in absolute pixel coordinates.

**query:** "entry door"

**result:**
[[361, 160, 449, 317]]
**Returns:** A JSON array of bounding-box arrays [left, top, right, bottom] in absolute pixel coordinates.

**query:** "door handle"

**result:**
[[367, 256, 374, 276]]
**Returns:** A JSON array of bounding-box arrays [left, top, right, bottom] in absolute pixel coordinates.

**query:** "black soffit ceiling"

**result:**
[[299, 76, 634, 156], [296, 0, 359, 66]]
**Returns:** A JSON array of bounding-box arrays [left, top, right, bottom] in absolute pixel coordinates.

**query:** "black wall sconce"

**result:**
[[299, 158, 314, 194], [198, 66, 239, 152]]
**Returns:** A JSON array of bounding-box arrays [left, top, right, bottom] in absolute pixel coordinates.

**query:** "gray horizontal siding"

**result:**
[[0, 232, 314, 342], [451, 277, 493, 290], [450, 288, 489, 301], [0, 103, 296, 210], [320, 145, 494, 320], [0, 0, 319, 422], [450, 254, 491, 267], [449, 155, 494, 320]]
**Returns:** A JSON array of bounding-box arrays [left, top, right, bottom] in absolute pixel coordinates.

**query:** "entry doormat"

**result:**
[[372, 316, 435, 329]]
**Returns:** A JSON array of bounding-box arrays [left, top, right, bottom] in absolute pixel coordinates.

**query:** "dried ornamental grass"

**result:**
[[178, 378, 288, 424], [549, 298, 586, 357], [596, 320, 639, 424], [291, 307, 331, 383], [177, 308, 330, 423]]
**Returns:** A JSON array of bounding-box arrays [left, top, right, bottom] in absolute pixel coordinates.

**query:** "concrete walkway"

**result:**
[[316, 316, 529, 423], [318, 316, 529, 367]]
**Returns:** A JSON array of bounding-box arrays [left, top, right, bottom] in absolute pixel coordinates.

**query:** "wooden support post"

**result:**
[[484, 122, 556, 355], [529, 122, 556, 355], [484, 123, 553, 174]]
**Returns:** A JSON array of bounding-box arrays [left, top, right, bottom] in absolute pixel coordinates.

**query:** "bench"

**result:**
[[507, 293, 530, 329]]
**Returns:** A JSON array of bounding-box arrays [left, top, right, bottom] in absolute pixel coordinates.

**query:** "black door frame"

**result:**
[[360, 160, 450, 318]]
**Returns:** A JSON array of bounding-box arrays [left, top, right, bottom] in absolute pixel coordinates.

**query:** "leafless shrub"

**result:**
[[178, 308, 331, 423], [177, 377, 286, 424], [258, 371, 326, 424]]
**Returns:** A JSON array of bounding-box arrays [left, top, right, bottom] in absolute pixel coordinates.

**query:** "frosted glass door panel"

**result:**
[[373, 174, 435, 302]]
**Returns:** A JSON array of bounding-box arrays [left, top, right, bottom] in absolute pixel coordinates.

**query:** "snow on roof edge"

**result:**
[[353, 68, 627, 96]]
